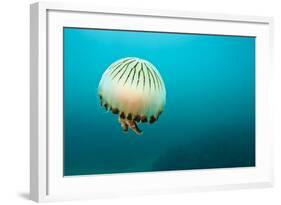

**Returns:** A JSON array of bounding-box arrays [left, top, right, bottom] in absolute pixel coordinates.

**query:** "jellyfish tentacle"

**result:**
[[119, 118, 142, 135], [128, 120, 142, 135]]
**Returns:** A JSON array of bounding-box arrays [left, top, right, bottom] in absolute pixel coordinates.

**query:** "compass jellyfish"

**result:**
[[98, 57, 166, 135]]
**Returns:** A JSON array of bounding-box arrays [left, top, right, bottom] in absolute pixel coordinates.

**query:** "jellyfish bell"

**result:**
[[98, 57, 166, 135]]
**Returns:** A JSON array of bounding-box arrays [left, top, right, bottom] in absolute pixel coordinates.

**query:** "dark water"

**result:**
[[63, 28, 255, 176]]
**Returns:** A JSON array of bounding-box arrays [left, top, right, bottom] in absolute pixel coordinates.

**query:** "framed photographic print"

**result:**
[[30, 2, 274, 202]]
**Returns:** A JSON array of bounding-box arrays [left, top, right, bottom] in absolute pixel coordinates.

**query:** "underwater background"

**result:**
[[63, 27, 255, 176]]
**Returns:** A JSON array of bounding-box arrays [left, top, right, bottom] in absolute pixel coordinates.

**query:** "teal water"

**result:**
[[63, 28, 255, 176]]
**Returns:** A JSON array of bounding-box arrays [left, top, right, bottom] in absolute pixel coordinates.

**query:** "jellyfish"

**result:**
[[98, 57, 166, 135]]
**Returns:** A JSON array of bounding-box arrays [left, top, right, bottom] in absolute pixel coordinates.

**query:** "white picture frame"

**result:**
[[30, 1, 274, 202]]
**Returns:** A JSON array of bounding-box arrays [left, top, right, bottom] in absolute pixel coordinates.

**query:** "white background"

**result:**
[[0, 0, 280, 204]]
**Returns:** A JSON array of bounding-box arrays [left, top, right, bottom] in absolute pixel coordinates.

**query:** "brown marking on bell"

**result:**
[[99, 94, 103, 100], [120, 112, 126, 119], [120, 118, 129, 132], [149, 115, 157, 124], [104, 103, 108, 110], [111, 108, 119, 114], [156, 110, 162, 118], [141, 115, 147, 123], [127, 113, 132, 120], [134, 115, 141, 122]]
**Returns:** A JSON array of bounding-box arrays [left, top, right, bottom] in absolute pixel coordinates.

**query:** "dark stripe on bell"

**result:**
[[111, 108, 119, 114], [134, 115, 141, 122], [120, 112, 125, 119], [141, 115, 147, 123], [127, 113, 132, 120], [149, 116, 157, 124]]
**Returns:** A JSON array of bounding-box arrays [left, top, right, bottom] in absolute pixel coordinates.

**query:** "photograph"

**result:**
[[63, 27, 256, 176]]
